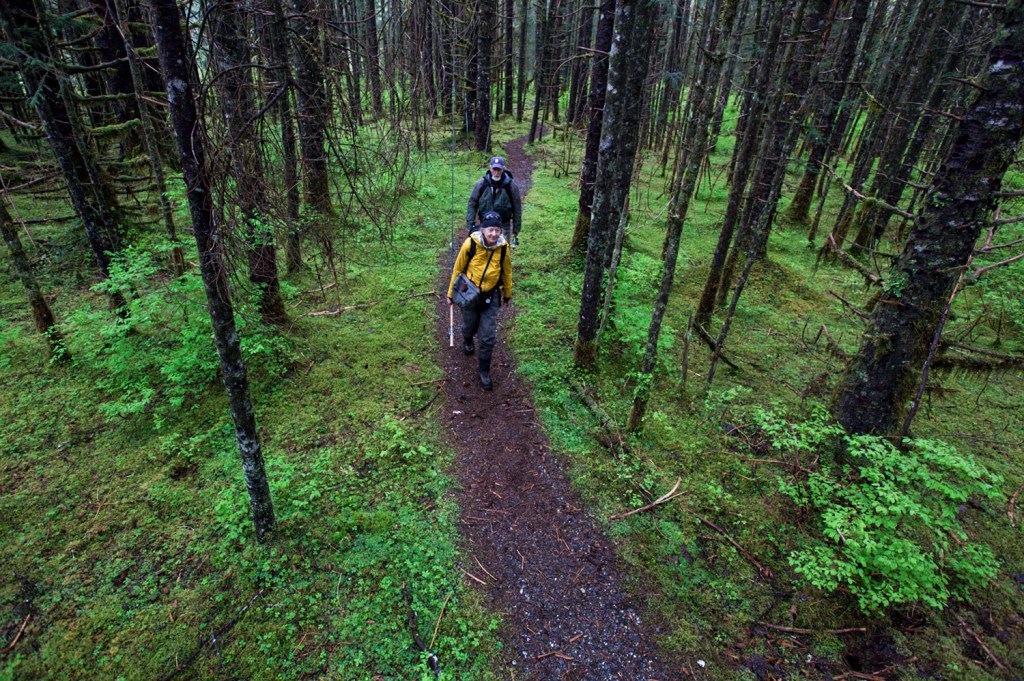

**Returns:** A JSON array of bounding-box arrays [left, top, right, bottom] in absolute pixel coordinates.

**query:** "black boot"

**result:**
[[478, 358, 493, 391], [463, 338, 474, 355]]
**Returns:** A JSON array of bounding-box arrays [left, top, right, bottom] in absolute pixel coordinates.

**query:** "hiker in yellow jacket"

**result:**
[[448, 213, 513, 391]]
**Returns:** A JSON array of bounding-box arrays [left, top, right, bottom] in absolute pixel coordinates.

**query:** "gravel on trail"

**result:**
[[433, 136, 675, 680]]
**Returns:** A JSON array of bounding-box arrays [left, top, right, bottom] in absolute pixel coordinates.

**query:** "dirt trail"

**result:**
[[434, 137, 673, 679]]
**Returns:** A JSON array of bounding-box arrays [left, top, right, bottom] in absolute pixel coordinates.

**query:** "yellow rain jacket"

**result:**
[[447, 231, 512, 300]]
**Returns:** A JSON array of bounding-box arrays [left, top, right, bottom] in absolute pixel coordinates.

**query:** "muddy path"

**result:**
[[433, 136, 673, 680]]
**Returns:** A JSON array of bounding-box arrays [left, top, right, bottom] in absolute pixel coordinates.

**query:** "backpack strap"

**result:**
[[460, 238, 477, 275]]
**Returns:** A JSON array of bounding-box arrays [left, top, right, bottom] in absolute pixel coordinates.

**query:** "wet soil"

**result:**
[[434, 136, 673, 680]]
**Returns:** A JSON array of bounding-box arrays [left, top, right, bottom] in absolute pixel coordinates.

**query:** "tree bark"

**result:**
[[289, 0, 333, 216], [150, 0, 277, 540], [504, 0, 515, 115], [364, 0, 384, 117], [574, 0, 655, 368], [475, 0, 493, 150], [0, 200, 65, 358], [627, 0, 738, 431], [262, 0, 303, 272], [0, 0, 127, 312], [110, 0, 185, 275], [569, 0, 616, 254], [516, 0, 528, 121], [210, 0, 287, 323], [832, 2, 1024, 437]]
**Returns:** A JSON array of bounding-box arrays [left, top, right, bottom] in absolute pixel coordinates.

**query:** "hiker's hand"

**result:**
[[503, 297, 511, 305]]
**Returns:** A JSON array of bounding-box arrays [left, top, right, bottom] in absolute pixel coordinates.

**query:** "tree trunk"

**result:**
[[516, 0, 528, 121], [263, 0, 303, 272], [569, 0, 616, 254], [627, 0, 738, 432], [364, 0, 384, 117], [475, 0, 493, 150], [693, 0, 786, 328], [574, 0, 656, 368], [504, 0, 515, 115], [786, 0, 871, 225], [566, 0, 594, 126], [0, 200, 65, 358], [210, 0, 287, 323], [150, 0, 277, 541], [110, 0, 185, 275], [832, 3, 1024, 437], [1, 0, 127, 312], [289, 0, 333, 215]]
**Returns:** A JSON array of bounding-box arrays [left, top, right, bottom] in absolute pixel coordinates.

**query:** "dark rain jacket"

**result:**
[[465, 171, 523, 235]]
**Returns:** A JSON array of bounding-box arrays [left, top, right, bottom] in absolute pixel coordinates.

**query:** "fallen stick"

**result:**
[[160, 588, 264, 680], [428, 592, 452, 650], [609, 479, 683, 520], [568, 377, 628, 453], [473, 556, 497, 583], [697, 515, 773, 579], [401, 582, 441, 675], [400, 389, 441, 421], [0, 613, 31, 654], [1009, 482, 1023, 528], [956, 615, 1008, 672], [306, 302, 377, 317], [755, 622, 866, 635], [694, 324, 740, 370], [740, 458, 815, 475], [834, 672, 885, 681], [459, 568, 488, 586]]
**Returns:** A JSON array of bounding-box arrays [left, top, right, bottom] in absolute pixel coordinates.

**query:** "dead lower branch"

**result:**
[[754, 621, 866, 635], [160, 588, 264, 681], [696, 514, 773, 579], [609, 479, 683, 520], [823, 233, 884, 286]]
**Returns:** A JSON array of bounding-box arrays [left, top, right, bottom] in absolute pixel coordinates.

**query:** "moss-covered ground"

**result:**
[[1, 107, 1022, 680]]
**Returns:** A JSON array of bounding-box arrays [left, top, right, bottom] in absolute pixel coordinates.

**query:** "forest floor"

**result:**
[[2, 115, 1021, 680], [435, 135, 672, 679]]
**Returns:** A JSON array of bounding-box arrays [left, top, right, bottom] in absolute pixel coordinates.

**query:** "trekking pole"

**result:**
[[449, 305, 454, 347]]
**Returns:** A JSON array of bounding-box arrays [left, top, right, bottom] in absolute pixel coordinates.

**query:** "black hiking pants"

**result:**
[[462, 293, 501, 365]]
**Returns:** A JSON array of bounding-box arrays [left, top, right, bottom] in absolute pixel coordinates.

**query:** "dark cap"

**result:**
[[489, 156, 505, 169], [480, 211, 502, 228]]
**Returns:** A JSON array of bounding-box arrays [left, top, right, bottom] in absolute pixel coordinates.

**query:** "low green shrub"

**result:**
[[753, 408, 1003, 614]]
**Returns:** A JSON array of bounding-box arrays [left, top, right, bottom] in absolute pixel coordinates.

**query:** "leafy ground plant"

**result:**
[[755, 408, 1005, 614]]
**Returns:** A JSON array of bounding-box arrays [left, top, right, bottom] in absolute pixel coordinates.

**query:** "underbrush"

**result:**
[[0, 134, 500, 679], [506, 130, 1024, 679]]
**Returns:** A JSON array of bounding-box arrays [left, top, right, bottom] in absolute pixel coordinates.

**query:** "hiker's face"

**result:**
[[489, 166, 504, 180], [482, 226, 500, 246]]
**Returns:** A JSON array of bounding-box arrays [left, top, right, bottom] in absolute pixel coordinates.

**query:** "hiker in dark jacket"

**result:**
[[448, 214, 512, 391], [466, 156, 523, 247]]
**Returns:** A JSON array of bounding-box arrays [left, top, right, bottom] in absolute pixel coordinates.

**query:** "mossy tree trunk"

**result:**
[[569, 0, 616, 254], [627, 0, 739, 432], [150, 0, 277, 541], [210, 0, 287, 323], [364, 0, 384, 118], [110, 0, 185, 275], [474, 0, 493, 151], [573, 0, 655, 368], [1, 0, 127, 312], [0, 201, 65, 358], [693, 0, 787, 328], [565, 0, 593, 127], [261, 0, 303, 273], [516, 0, 529, 121], [289, 0, 333, 217], [832, 2, 1024, 436], [786, 0, 871, 225]]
